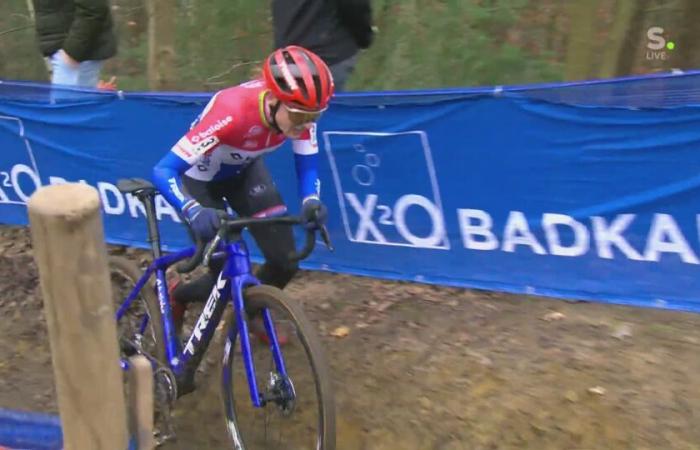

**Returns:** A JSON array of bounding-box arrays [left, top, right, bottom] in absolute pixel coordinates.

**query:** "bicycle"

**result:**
[[110, 178, 335, 450]]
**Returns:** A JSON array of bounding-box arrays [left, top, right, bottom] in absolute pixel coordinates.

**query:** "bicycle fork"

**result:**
[[225, 276, 291, 408]]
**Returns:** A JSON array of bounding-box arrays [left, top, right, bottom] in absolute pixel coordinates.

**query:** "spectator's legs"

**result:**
[[329, 54, 359, 91], [50, 51, 103, 88], [76, 60, 104, 88]]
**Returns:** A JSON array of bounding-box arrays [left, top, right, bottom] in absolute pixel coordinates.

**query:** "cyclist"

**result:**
[[152, 45, 333, 331]]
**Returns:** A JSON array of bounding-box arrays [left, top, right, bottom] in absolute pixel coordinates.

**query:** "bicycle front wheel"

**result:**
[[220, 285, 335, 450]]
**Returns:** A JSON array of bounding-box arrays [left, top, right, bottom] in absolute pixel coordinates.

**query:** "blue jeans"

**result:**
[[50, 51, 104, 88], [329, 54, 359, 92]]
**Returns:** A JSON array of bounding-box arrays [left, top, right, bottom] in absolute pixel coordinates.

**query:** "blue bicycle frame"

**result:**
[[115, 238, 288, 408]]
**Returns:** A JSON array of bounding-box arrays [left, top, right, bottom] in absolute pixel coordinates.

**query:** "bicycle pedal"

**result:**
[[154, 428, 177, 447], [153, 406, 177, 447]]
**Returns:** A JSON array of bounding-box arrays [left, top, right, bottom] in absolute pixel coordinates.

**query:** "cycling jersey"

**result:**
[[152, 79, 320, 212]]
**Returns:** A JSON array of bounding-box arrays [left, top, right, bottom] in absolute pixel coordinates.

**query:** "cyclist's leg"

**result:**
[[225, 158, 298, 289], [170, 175, 229, 306], [224, 159, 297, 343]]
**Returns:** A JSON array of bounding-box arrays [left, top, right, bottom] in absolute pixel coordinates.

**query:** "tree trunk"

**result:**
[[614, 0, 651, 76], [599, 0, 635, 78], [26, 0, 35, 20], [147, 0, 177, 90], [674, 0, 700, 70], [564, 0, 601, 81], [544, 4, 558, 55]]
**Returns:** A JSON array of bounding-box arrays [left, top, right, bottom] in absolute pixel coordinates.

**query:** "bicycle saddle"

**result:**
[[117, 178, 157, 196]]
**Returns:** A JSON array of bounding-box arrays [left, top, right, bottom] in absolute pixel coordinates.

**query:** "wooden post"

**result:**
[[28, 184, 128, 450], [127, 355, 155, 450]]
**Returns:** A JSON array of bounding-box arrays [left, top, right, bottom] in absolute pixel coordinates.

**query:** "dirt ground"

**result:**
[[1, 224, 699, 450]]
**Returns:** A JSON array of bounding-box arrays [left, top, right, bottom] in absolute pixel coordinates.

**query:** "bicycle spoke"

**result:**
[[109, 257, 171, 444], [221, 285, 334, 450]]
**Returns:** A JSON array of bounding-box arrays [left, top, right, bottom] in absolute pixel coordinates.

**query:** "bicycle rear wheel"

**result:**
[[220, 285, 335, 450], [110, 256, 177, 444], [109, 256, 165, 365]]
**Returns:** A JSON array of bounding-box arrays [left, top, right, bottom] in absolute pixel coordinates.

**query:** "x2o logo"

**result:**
[[324, 130, 450, 250], [345, 193, 448, 248]]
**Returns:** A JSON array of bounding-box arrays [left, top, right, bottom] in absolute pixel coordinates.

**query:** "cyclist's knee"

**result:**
[[172, 272, 217, 304], [284, 259, 300, 279], [257, 259, 298, 289]]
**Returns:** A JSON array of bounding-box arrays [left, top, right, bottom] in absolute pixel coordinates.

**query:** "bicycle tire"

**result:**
[[109, 256, 166, 365], [220, 284, 335, 450]]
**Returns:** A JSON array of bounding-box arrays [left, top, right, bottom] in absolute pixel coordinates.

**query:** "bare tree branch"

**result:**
[[10, 13, 32, 22], [0, 25, 34, 39], [205, 60, 261, 83]]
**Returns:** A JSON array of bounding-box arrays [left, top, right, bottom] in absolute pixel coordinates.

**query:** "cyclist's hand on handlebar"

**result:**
[[183, 202, 220, 241], [301, 198, 328, 230]]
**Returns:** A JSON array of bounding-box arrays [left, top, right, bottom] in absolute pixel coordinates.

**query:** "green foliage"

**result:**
[[0, 0, 614, 93], [349, 0, 562, 90], [173, 0, 271, 91], [0, 0, 49, 81]]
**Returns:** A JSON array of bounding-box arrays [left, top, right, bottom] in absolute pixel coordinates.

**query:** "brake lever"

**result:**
[[203, 233, 222, 267]]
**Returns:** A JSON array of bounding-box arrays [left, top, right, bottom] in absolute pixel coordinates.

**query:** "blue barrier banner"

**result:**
[[0, 408, 62, 449], [1, 75, 700, 312]]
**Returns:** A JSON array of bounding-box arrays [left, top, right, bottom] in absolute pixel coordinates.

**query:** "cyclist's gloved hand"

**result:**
[[183, 201, 220, 242], [301, 198, 327, 230]]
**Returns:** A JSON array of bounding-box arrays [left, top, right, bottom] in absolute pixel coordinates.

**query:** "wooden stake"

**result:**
[[28, 184, 128, 450], [127, 355, 155, 450]]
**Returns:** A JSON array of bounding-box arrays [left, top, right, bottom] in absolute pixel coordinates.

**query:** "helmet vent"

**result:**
[[274, 71, 292, 94], [312, 74, 323, 104]]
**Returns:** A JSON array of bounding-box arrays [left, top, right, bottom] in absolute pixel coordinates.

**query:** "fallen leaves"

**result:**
[[611, 323, 633, 340], [587, 386, 606, 396], [330, 326, 350, 338], [564, 390, 579, 403], [542, 311, 566, 322]]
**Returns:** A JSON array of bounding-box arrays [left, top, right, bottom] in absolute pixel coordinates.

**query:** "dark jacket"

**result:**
[[32, 0, 117, 62], [272, 0, 374, 66]]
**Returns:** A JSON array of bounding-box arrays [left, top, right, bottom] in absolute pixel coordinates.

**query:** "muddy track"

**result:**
[[1, 225, 699, 449]]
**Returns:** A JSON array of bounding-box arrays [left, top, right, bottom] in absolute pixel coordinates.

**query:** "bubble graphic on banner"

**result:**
[[351, 146, 381, 187], [323, 130, 449, 249], [352, 165, 374, 186]]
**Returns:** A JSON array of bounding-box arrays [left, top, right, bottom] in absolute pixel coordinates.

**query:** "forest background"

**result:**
[[2, 0, 699, 92]]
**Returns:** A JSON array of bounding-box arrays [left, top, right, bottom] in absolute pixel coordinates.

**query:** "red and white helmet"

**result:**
[[263, 46, 335, 112]]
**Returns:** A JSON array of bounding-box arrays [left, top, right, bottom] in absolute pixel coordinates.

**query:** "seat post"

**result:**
[[141, 193, 163, 259]]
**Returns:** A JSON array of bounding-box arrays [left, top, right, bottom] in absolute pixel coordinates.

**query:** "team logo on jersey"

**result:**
[[200, 136, 219, 151], [172, 136, 204, 161], [176, 133, 219, 160], [309, 124, 318, 148], [190, 115, 233, 143], [173, 142, 193, 159], [168, 177, 186, 202], [196, 154, 212, 172], [249, 183, 267, 197]]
